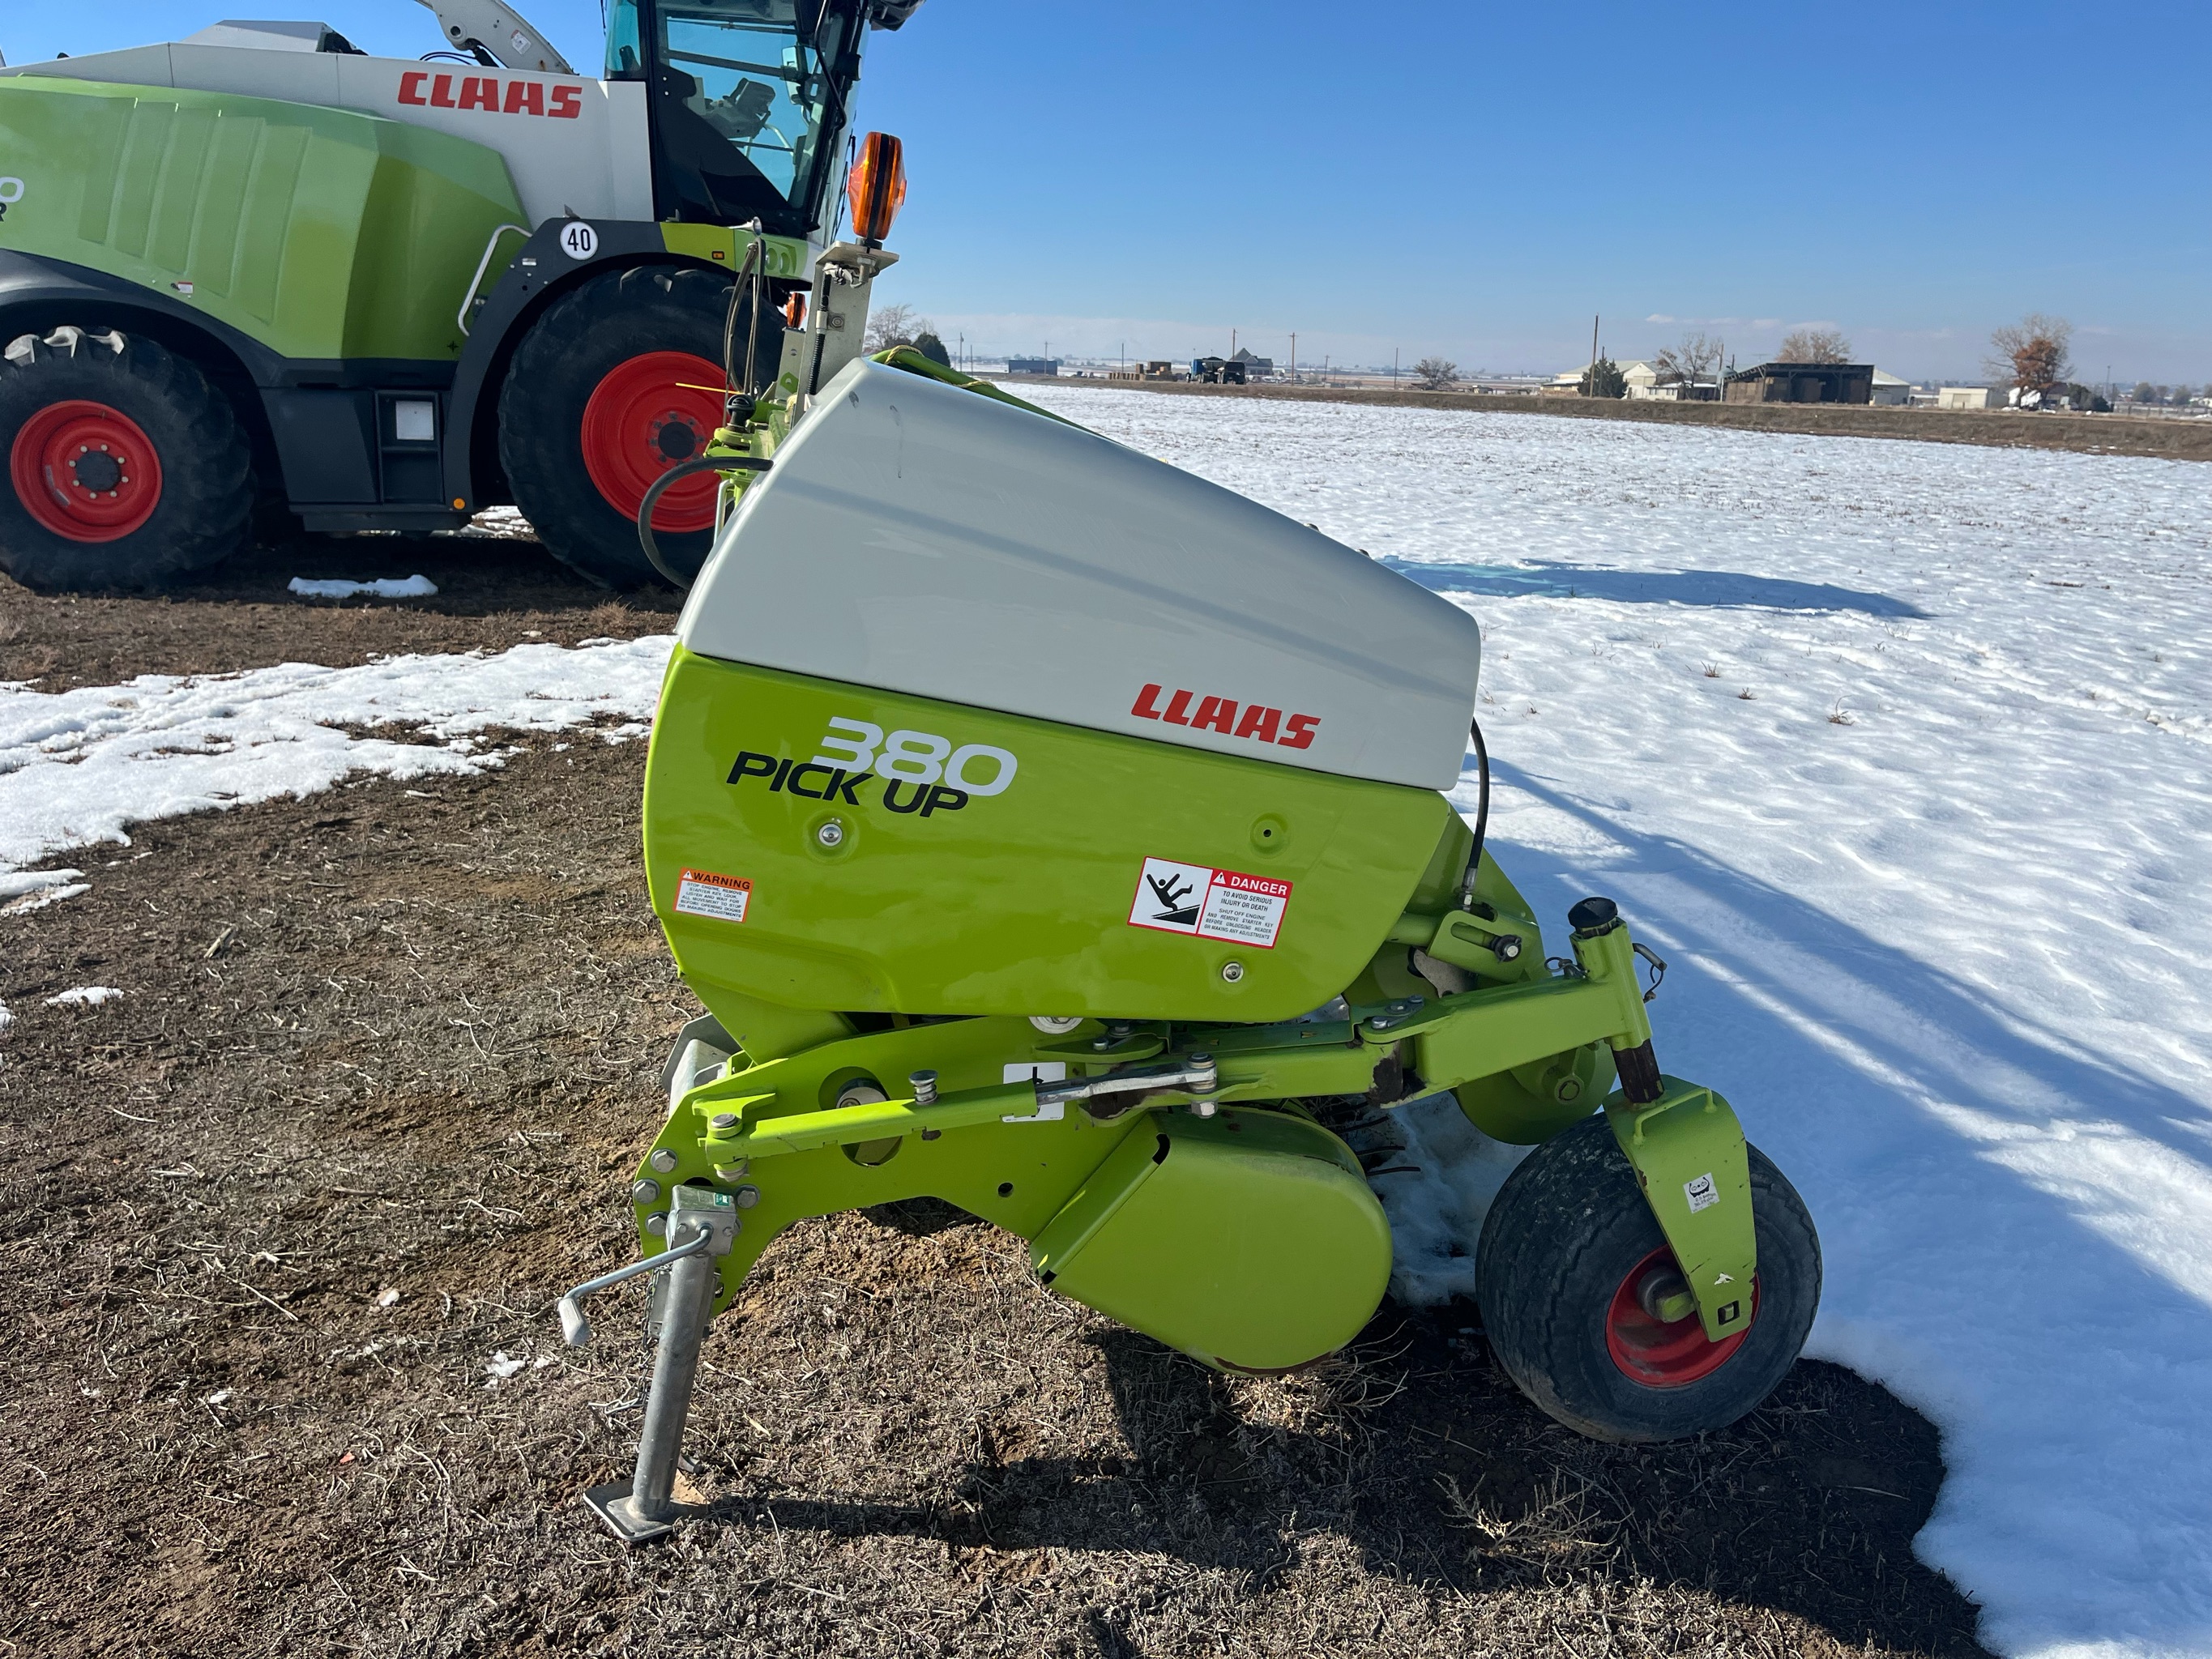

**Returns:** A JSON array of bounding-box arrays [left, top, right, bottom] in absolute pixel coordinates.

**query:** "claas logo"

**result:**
[[398, 70, 584, 118], [1130, 684, 1319, 750]]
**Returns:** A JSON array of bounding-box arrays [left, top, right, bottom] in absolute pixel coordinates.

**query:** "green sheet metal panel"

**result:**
[[642, 649, 1458, 1024], [1031, 1107, 1391, 1371], [0, 75, 524, 361]]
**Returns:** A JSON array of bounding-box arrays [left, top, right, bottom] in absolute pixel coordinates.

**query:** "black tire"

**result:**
[[0, 325, 254, 591], [497, 265, 739, 588], [1475, 1112, 1820, 1443]]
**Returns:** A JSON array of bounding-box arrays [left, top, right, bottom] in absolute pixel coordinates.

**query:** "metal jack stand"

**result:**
[[560, 1185, 740, 1542]]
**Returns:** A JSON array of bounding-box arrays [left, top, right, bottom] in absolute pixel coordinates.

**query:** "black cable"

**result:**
[[1458, 715, 1491, 910], [637, 455, 772, 590]]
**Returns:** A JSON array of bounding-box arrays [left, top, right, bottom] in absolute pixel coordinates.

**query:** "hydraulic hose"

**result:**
[[636, 454, 771, 591], [1458, 714, 1492, 911], [721, 232, 764, 417]]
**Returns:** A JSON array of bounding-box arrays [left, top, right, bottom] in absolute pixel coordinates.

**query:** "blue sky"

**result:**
[[7, 2, 2206, 380]]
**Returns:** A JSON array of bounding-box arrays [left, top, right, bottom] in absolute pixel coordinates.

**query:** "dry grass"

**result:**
[[0, 566, 1991, 1657]]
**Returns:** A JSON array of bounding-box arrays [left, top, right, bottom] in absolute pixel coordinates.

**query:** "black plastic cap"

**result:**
[[1568, 896, 1620, 935]]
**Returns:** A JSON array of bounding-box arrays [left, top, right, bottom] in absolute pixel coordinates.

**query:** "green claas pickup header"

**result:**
[[1, 2, 1826, 1553], [0, 0, 917, 589]]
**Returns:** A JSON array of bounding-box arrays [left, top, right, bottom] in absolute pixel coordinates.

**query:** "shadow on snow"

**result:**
[[1381, 557, 1929, 618]]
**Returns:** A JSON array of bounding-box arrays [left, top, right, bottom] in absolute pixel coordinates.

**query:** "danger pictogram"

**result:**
[[1127, 857, 1291, 949]]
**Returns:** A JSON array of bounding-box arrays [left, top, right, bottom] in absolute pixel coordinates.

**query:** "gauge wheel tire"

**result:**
[[497, 265, 741, 589], [1475, 1111, 1819, 1444], [0, 326, 254, 591]]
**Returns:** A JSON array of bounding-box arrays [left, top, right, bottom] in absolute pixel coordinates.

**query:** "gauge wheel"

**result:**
[[0, 326, 253, 591], [1475, 1111, 1819, 1443], [497, 265, 741, 588]]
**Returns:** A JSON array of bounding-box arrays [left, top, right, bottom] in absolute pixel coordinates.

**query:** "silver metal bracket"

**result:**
[[567, 1186, 739, 1543]]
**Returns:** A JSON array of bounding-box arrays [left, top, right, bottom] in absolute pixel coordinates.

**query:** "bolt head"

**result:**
[[644, 1212, 668, 1235], [647, 1148, 678, 1174], [734, 1185, 761, 1209], [1219, 961, 1245, 983], [630, 1179, 661, 1205], [710, 1111, 739, 1131], [816, 819, 845, 848]]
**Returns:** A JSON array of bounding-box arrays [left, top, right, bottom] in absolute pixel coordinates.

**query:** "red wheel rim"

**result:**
[[1604, 1247, 1756, 1388], [9, 399, 164, 542], [579, 351, 726, 533]]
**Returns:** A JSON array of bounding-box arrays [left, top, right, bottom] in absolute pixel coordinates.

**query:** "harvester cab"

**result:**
[[0, 0, 916, 589]]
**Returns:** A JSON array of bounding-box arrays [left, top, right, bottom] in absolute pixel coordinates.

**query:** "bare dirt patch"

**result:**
[[0, 521, 678, 690], [0, 728, 1992, 1657]]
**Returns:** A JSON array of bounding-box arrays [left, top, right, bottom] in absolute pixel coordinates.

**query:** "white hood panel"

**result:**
[[678, 362, 1483, 791]]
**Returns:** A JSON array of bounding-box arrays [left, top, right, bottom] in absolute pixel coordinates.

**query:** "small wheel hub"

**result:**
[[1605, 1246, 1755, 1388], [9, 399, 164, 543], [74, 449, 123, 493], [579, 351, 727, 533], [651, 413, 701, 463]]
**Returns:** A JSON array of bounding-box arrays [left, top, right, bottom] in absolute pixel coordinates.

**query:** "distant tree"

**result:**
[[1986, 313, 2072, 395], [1654, 331, 1724, 386], [2131, 381, 2155, 403], [912, 331, 952, 367], [1777, 326, 1851, 364], [1412, 356, 1459, 390], [864, 303, 926, 353], [1581, 355, 1627, 398]]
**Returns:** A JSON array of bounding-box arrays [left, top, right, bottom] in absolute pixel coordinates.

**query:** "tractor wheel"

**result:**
[[0, 326, 254, 591], [1475, 1112, 1819, 1443], [497, 265, 737, 588]]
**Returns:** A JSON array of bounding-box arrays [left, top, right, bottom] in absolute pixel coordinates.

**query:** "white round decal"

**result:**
[[560, 221, 599, 261]]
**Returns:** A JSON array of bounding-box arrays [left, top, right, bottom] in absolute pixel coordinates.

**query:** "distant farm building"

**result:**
[[1936, 386, 2005, 411], [1723, 362, 1875, 405], [1870, 369, 1911, 406], [1007, 357, 1060, 376]]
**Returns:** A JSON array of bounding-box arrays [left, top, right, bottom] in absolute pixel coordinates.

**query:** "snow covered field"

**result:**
[[1028, 386, 2212, 1659], [0, 638, 670, 880], [4, 391, 2209, 1656]]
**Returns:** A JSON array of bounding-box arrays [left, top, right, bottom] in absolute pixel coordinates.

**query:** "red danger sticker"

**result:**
[[674, 868, 752, 923], [1127, 857, 1291, 949]]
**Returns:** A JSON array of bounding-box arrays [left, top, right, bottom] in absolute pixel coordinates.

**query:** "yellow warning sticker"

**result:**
[[674, 868, 752, 923]]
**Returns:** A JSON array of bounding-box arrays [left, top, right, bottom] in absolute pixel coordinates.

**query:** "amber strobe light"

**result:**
[[847, 131, 907, 247]]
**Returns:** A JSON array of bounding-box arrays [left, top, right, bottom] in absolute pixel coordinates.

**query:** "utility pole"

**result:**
[[1590, 314, 1600, 390], [1291, 331, 1297, 382], [1393, 347, 1399, 385]]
